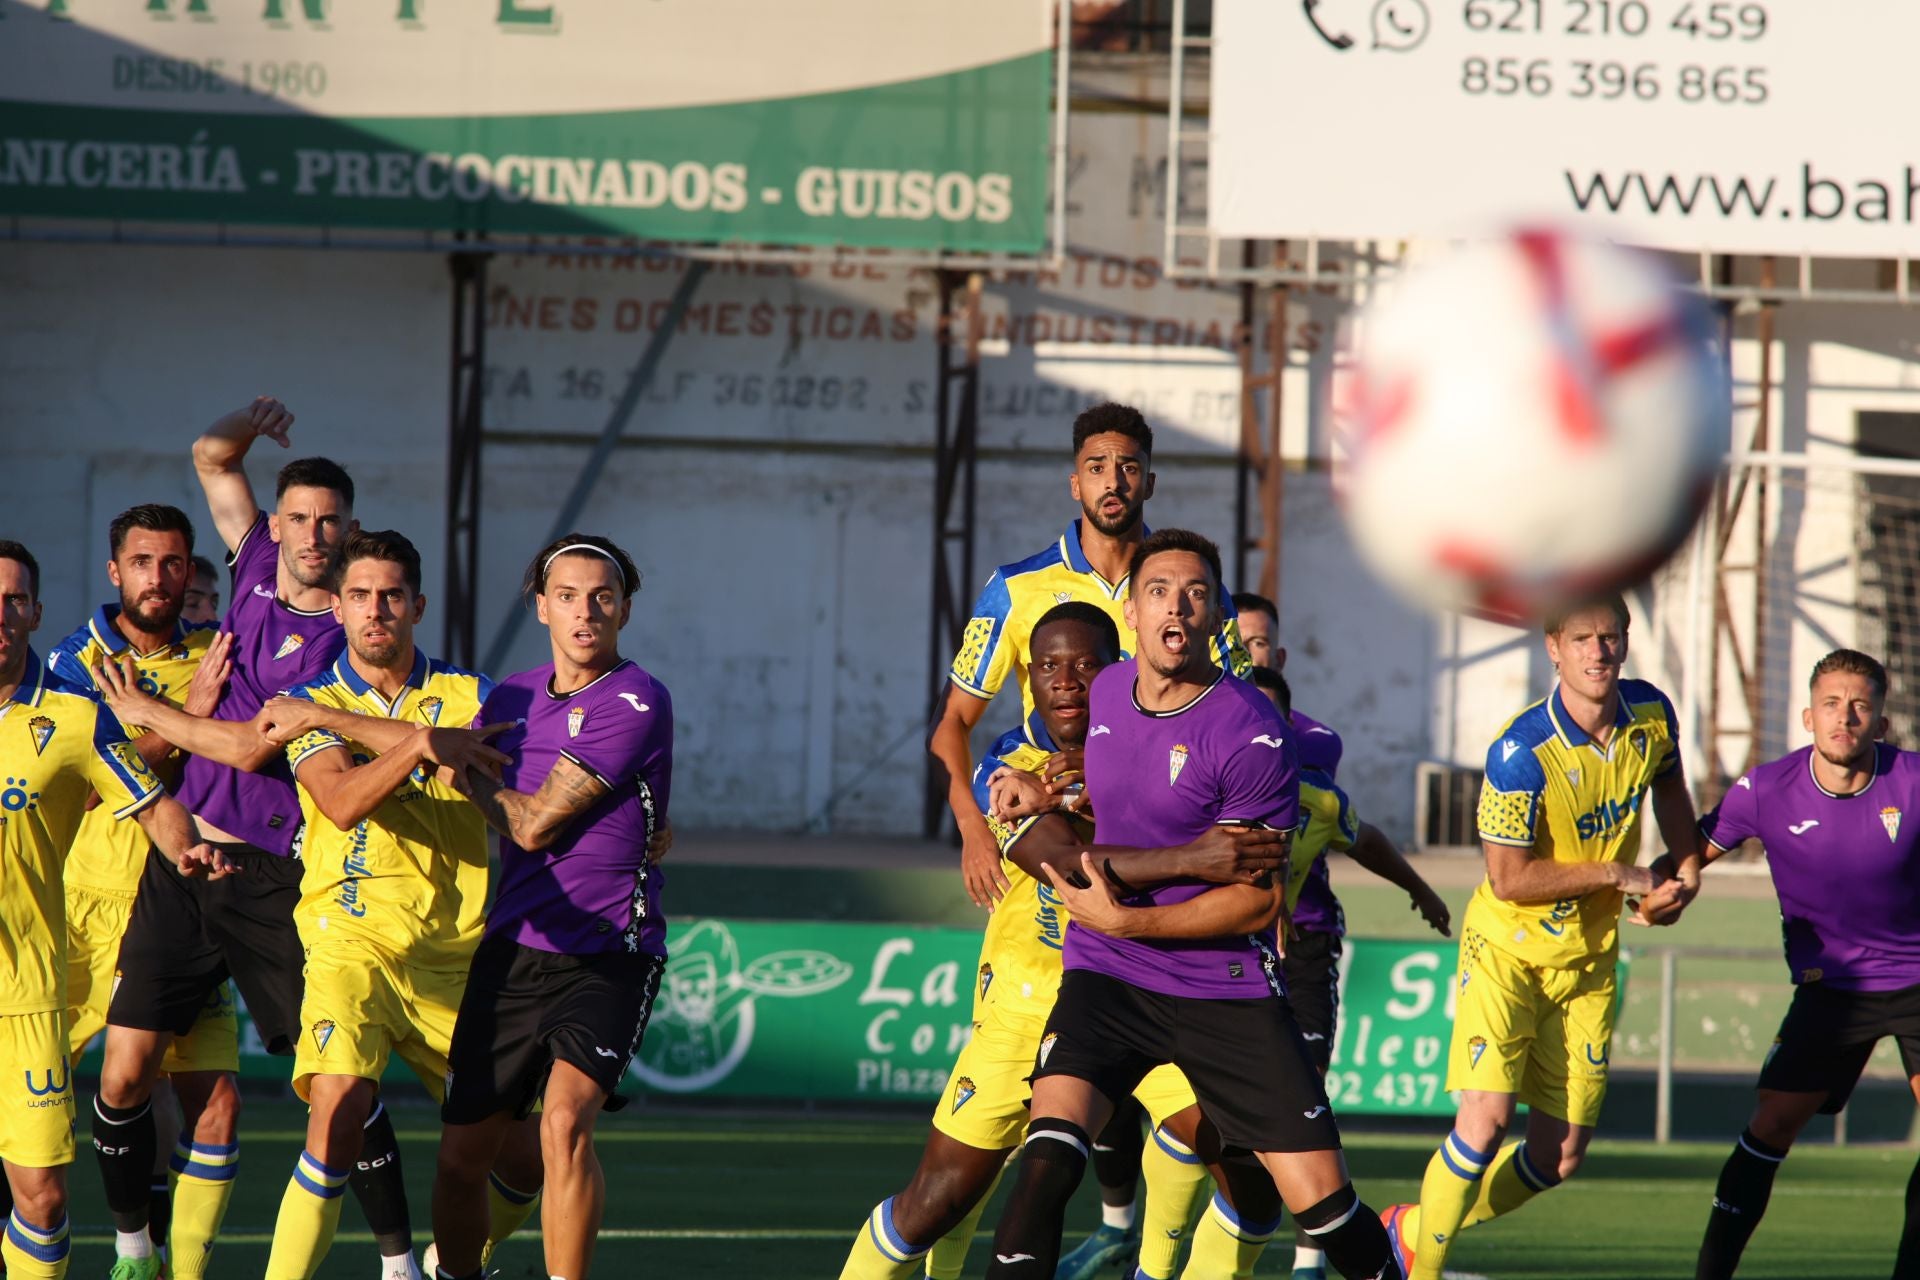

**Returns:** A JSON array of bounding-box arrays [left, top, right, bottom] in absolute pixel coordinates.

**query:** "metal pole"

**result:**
[[1656, 949, 1677, 1144], [444, 247, 488, 669]]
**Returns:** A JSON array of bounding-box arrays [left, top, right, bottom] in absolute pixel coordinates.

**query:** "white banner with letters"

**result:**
[[1210, 0, 1920, 257]]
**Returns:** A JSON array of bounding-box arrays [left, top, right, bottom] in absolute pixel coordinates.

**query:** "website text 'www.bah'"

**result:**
[[1565, 164, 1920, 224]]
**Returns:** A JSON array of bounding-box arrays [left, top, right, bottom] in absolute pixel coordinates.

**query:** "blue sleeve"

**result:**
[[1655, 687, 1682, 777], [1478, 733, 1547, 847], [46, 629, 100, 700], [948, 570, 1013, 700]]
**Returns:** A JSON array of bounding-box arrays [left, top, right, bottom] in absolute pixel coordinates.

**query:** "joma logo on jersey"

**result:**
[[1573, 786, 1646, 840]]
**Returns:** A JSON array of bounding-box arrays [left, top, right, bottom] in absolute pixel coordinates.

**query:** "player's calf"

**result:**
[[983, 1117, 1094, 1278], [1291, 1184, 1400, 1280]]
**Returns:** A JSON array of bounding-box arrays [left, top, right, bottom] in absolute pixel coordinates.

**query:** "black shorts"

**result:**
[[1757, 979, 1920, 1113], [1281, 928, 1344, 1072], [109, 842, 307, 1055], [1034, 968, 1341, 1154], [442, 933, 665, 1124]]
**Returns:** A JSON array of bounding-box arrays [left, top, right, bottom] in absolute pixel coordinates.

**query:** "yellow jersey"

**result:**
[[0, 656, 163, 1014], [1470, 679, 1679, 969], [283, 650, 493, 971], [46, 607, 215, 894], [948, 519, 1251, 719], [969, 711, 1085, 1025], [1284, 770, 1360, 915]]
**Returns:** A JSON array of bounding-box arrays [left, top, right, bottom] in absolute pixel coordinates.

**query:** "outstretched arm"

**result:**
[[1344, 822, 1452, 937], [193, 397, 295, 554], [96, 656, 279, 773], [464, 753, 610, 852]]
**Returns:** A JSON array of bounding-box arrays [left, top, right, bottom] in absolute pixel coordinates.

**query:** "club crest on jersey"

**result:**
[[1468, 1035, 1487, 1068], [978, 963, 994, 1001], [1881, 806, 1902, 842], [418, 695, 444, 726], [567, 706, 586, 739], [311, 1019, 335, 1054], [27, 715, 54, 756], [274, 633, 306, 661], [1038, 1032, 1059, 1069], [951, 1075, 977, 1112], [1565, 767, 1580, 787], [1168, 744, 1190, 785], [1629, 727, 1649, 760]]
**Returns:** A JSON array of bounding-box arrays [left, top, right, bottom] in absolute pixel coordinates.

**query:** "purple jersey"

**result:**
[[1699, 743, 1920, 992], [175, 514, 344, 855], [1288, 708, 1347, 935], [480, 660, 673, 957], [1068, 659, 1300, 1000]]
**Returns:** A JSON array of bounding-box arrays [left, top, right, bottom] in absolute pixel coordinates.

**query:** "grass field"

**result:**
[[56, 1096, 1914, 1279]]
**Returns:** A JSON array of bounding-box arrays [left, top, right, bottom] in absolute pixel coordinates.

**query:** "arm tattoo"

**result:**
[[464, 755, 608, 850]]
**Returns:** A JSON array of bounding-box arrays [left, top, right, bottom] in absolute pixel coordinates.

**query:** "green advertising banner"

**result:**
[[78, 923, 1623, 1118], [0, 0, 1052, 251]]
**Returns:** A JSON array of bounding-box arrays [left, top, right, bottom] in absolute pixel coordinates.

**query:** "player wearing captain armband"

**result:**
[[1692, 649, 1920, 1280], [837, 602, 1290, 1280], [0, 541, 237, 1280], [1383, 595, 1702, 1280]]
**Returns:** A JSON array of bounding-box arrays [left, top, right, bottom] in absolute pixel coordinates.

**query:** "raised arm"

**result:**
[[464, 754, 609, 853], [192, 397, 295, 554]]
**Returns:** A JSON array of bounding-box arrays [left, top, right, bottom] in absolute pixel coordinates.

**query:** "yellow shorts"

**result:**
[[293, 936, 467, 1103], [65, 885, 239, 1074], [1446, 929, 1617, 1127], [0, 1011, 77, 1167], [932, 1007, 1198, 1150]]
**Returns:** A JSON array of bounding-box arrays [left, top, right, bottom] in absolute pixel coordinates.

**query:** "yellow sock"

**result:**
[[1410, 1130, 1495, 1280], [838, 1197, 928, 1280], [1461, 1141, 1560, 1229], [1136, 1126, 1210, 1279], [168, 1139, 240, 1280], [926, 1162, 1003, 1280], [1179, 1191, 1282, 1280], [485, 1171, 542, 1261], [263, 1151, 349, 1280], [2, 1209, 70, 1278]]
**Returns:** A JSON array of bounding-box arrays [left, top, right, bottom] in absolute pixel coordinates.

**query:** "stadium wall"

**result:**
[[4, 111, 1917, 838]]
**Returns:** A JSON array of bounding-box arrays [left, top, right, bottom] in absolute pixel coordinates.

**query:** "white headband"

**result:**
[[543, 543, 623, 578]]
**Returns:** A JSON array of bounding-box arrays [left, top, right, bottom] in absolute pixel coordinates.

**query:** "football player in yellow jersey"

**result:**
[[45, 504, 241, 1272], [248, 530, 535, 1280], [0, 540, 233, 1280], [1383, 596, 1703, 1280], [931, 403, 1250, 912], [840, 603, 1285, 1280]]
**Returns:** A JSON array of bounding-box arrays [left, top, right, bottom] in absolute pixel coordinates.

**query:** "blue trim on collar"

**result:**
[[1548, 685, 1631, 749], [1060, 518, 1152, 591], [8, 650, 47, 708], [88, 602, 190, 658], [334, 647, 431, 702], [1022, 706, 1062, 754]]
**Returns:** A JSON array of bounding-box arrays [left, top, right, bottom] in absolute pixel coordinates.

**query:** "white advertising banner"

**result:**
[[1210, 0, 1920, 258]]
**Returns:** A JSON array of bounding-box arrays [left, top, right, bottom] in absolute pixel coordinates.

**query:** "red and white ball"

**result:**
[[1340, 229, 1726, 621]]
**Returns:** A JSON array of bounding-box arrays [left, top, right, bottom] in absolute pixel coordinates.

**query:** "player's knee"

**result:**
[[192, 1074, 242, 1142], [98, 1048, 159, 1108], [1013, 1117, 1092, 1198], [1747, 1097, 1815, 1151], [12, 1178, 67, 1227], [896, 1165, 982, 1239], [538, 1102, 595, 1161]]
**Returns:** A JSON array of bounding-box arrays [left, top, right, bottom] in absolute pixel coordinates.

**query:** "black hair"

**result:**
[[109, 503, 195, 558], [275, 456, 355, 508], [1231, 591, 1278, 625], [1072, 402, 1153, 460], [1128, 528, 1224, 593], [523, 533, 642, 601], [1032, 601, 1122, 661], [333, 529, 422, 595], [1247, 665, 1292, 717], [0, 540, 40, 601]]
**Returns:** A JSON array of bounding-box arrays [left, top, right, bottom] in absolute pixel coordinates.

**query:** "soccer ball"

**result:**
[[1338, 229, 1726, 621]]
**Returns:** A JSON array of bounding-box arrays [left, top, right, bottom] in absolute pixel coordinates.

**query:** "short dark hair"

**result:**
[[1810, 648, 1889, 700], [1129, 528, 1223, 594], [1072, 402, 1153, 460], [0, 540, 40, 601], [1231, 591, 1278, 626], [1248, 665, 1291, 717], [190, 554, 220, 584], [275, 456, 355, 508], [109, 503, 195, 558], [333, 529, 422, 595], [1032, 601, 1122, 661], [524, 533, 642, 601], [1543, 593, 1631, 637]]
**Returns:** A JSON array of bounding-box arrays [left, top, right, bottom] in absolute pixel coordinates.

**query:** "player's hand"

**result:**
[[989, 767, 1054, 822], [422, 723, 513, 784], [213, 396, 295, 448], [1611, 861, 1668, 897], [1042, 748, 1085, 793], [959, 818, 1011, 909], [1627, 876, 1696, 927], [1411, 885, 1453, 937], [182, 630, 233, 718], [174, 842, 239, 880], [94, 655, 162, 724], [1040, 852, 1134, 938], [648, 819, 674, 863], [256, 695, 329, 745], [1180, 823, 1290, 885]]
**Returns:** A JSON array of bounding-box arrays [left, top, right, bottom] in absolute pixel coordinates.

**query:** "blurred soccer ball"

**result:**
[[1340, 229, 1726, 621]]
